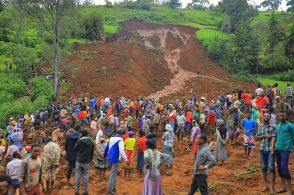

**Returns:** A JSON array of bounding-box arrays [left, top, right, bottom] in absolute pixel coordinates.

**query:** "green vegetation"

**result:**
[[0, 74, 54, 128], [0, 0, 293, 126], [258, 76, 294, 93]]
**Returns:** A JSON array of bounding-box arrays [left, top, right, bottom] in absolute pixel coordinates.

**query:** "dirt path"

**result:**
[[137, 28, 225, 99]]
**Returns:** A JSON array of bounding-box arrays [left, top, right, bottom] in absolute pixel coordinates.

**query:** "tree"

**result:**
[[168, 0, 182, 9], [287, 0, 294, 12], [105, 0, 113, 7], [260, 0, 282, 11], [83, 0, 94, 5], [233, 21, 259, 73], [83, 12, 104, 41], [0, 0, 4, 12], [20, 0, 78, 97], [265, 12, 286, 71], [285, 25, 294, 69], [218, 0, 257, 33], [189, 0, 209, 10]]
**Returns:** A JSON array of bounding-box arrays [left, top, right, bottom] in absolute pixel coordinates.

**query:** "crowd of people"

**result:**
[[0, 82, 293, 195]]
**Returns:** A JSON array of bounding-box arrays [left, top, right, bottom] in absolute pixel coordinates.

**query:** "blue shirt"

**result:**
[[242, 118, 256, 136]]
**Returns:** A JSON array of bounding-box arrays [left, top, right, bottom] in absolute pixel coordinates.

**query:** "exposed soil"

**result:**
[[50, 20, 294, 195], [63, 20, 255, 101]]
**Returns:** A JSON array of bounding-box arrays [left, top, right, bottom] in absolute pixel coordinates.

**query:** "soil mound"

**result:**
[[63, 20, 254, 100]]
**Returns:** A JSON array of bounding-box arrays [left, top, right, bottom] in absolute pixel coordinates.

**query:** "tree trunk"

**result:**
[[53, 0, 60, 98]]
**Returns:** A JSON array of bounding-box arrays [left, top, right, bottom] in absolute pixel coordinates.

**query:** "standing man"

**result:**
[[64, 125, 81, 189], [176, 111, 186, 141], [256, 113, 276, 195], [242, 112, 257, 159], [43, 136, 61, 192], [74, 130, 94, 195], [188, 134, 217, 195], [256, 84, 264, 97], [104, 129, 128, 195], [20, 144, 43, 195], [6, 151, 22, 195], [285, 84, 293, 108], [275, 112, 294, 195]]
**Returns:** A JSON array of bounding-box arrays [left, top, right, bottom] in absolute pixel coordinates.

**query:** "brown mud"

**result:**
[[63, 20, 255, 101]]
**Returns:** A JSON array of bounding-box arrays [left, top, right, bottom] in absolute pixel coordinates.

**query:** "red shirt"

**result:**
[[186, 111, 193, 123], [242, 93, 251, 105], [207, 111, 216, 125], [137, 136, 147, 152], [135, 101, 140, 111], [122, 133, 129, 141]]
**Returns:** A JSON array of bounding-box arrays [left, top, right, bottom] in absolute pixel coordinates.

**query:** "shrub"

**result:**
[[275, 69, 294, 82], [29, 77, 54, 101], [82, 12, 104, 41]]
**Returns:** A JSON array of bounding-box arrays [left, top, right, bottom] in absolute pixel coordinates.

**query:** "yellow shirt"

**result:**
[[124, 138, 136, 151]]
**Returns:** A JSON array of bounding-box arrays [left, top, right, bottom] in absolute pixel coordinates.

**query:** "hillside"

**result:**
[[63, 20, 255, 101], [0, 3, 294, 126]]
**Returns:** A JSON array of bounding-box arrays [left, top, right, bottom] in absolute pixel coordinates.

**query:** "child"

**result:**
[[95, 137, 107, 180], [242, 112, 256, 160], [124, 131, 136, 180], [214, 120, 229, 166]]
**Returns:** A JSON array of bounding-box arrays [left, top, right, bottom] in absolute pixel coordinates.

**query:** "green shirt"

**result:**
[[275, 121, 294, 151]]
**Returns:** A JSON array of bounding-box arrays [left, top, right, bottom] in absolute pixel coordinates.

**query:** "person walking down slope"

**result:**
[[188, 134, 217, 195], [43, 136, 61, 192], [74, 130, 94, 195], [104, 129, 129, 195], [142, 139, 169, 195]]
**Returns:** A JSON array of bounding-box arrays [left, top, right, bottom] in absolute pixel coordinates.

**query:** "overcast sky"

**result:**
[[92, 0, 288, 10]]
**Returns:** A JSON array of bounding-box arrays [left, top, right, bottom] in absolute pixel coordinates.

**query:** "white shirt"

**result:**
[[255, 88, 263, 96], [6, 158, 22, 180], [95, 129, 104, 145]]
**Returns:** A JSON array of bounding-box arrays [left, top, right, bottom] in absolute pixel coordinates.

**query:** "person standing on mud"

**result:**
[[104, 129, 128, 195], [43, 136, 61, 192], [20, 144, 43, 195], [256, 113, 276, 195], [64, 125, 81, 189], [242, 112, 256, 160], [188, 134, 216, 195], [74, 130, 94, 195], [274, 112, 294, 195]]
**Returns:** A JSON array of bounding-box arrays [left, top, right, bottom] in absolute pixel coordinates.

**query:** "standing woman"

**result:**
[[189, 121, 201, 158], [143, 139, 169, 195], [214, 120, 229, 166], [162, 124, 174, 167]]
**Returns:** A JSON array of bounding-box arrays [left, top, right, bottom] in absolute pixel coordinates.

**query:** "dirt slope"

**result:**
[[63, 20, 255, 100]]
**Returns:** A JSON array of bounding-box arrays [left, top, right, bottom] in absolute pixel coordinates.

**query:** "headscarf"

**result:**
[[164, 124, 174, 146]]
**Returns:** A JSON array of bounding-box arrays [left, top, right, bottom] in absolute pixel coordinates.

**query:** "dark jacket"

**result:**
[[75, 136, 94, 164], [65, 130, 81, 162]]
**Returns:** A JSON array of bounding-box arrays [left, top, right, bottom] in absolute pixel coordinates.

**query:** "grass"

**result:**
[[196, 29, 232, 48], [104, 24, 119, 34], [257, 76, 294, 94], [81, 6, 223, 34]]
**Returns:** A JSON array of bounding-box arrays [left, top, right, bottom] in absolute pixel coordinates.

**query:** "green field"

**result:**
[[258, 76, 294, 94], [80, 6, 223, 34]]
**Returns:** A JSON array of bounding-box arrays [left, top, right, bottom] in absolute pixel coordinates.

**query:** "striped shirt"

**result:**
[[256, 124, 276, 151]]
